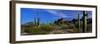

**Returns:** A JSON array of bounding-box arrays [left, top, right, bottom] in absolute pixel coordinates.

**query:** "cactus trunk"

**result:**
[[78, 14, 80, 32], [83, 11, 88, 33], [34, 16, 40, 28], [37, 17, 40, 27]]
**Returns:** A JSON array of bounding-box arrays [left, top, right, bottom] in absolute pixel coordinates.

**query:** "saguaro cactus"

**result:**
[[34, 16, 40, 28], [37, 17, 40, 27], [83, 11, 88, 33], [78, 14, 80, 32], [34, 17, 36, 25]]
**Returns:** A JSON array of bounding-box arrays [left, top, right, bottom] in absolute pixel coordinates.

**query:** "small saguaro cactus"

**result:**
[[83, 11, 88, 33]]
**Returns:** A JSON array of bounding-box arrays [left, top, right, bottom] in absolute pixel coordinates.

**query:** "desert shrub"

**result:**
[[68, 24, 75, 29], [31, 27, 49, 34], [24, 28, 32, 33], [24, 29, 29, 33], [60, 25, 68, 29], [40, 25, 53, 32], [60, 24, 75, 30], [87, 24, 92, 32], [23, 27, 49, 34]]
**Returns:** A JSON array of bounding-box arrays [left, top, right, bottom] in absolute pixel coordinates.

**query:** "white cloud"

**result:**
[[46, 10, 67, 18]]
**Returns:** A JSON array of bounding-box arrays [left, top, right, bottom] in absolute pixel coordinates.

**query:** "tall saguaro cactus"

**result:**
[[78, 14, 80, 32], [83, 11, 88, 33]]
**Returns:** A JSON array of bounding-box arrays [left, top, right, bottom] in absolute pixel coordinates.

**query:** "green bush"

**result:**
[[60, 25, 68, 29], [24, 27, 33, 33], [23, 27, 49, 34], [31, 27, 48, 34], [40, 25, 53, 32], [60, 24, 74, 29]]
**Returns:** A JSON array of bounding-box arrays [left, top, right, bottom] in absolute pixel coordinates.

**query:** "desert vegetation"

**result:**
[[21, 11, 92, 35]]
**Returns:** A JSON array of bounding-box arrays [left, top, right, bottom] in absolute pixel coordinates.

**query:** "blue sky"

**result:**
[[21, 8, 92, 24]]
